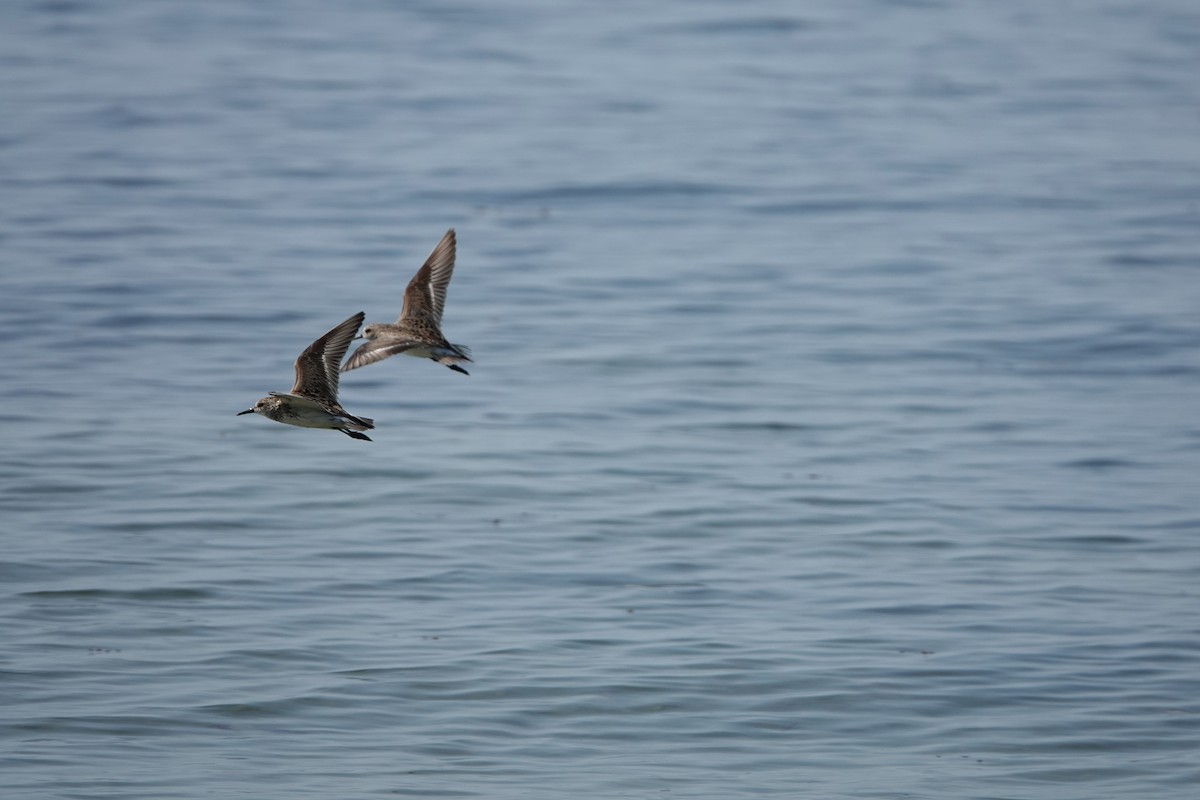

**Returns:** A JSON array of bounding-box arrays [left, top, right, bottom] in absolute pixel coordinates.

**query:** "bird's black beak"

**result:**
[[237, 408, 255, 415]]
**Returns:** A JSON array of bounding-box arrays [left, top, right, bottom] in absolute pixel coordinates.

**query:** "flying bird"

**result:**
[[239, 312, 375, 441], [341, 228, 472, 375]]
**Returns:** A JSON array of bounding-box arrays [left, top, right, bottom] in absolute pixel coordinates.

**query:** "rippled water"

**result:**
[[2, 1, 1199, 797]]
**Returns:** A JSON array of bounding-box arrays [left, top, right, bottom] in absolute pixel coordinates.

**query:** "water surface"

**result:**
[[2, 1, 1199, 798]]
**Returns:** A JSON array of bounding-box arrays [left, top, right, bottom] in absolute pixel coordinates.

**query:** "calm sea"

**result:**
[[2, 1, 1198, 798]]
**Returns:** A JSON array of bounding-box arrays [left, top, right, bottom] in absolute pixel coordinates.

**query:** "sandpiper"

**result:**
[[238, 311, 375, 441], [341, 228, 472, 375]]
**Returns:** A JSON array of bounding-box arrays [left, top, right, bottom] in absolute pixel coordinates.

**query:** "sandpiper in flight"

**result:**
[[238, 311, 375, 441], [341, 228, 472, 375]]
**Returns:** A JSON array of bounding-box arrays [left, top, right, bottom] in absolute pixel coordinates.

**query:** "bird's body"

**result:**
[[342, 228, 472, 375], [239, 312, 374, 441], [246, 393, 373, 437]]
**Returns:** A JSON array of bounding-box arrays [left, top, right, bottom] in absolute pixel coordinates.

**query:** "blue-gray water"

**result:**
[[2, 1, 1199, 797]]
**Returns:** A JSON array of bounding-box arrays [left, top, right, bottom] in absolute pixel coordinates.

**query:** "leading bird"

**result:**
[[238, 312, 375, 441]]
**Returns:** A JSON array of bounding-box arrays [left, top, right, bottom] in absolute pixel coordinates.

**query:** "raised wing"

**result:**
[[399, 228, 456, 326], [291, 311, 365, 401]]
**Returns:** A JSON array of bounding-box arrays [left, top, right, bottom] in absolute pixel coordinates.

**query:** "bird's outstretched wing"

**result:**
[[341, 337, 422, 372], [398, 228, 456, 326], [291, 311, 365, 401]]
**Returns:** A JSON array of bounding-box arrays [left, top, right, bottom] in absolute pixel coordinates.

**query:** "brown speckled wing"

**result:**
[[290, 311, 365, 401], [399, 228, 456, 326], [341, 337, 421, 372]]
